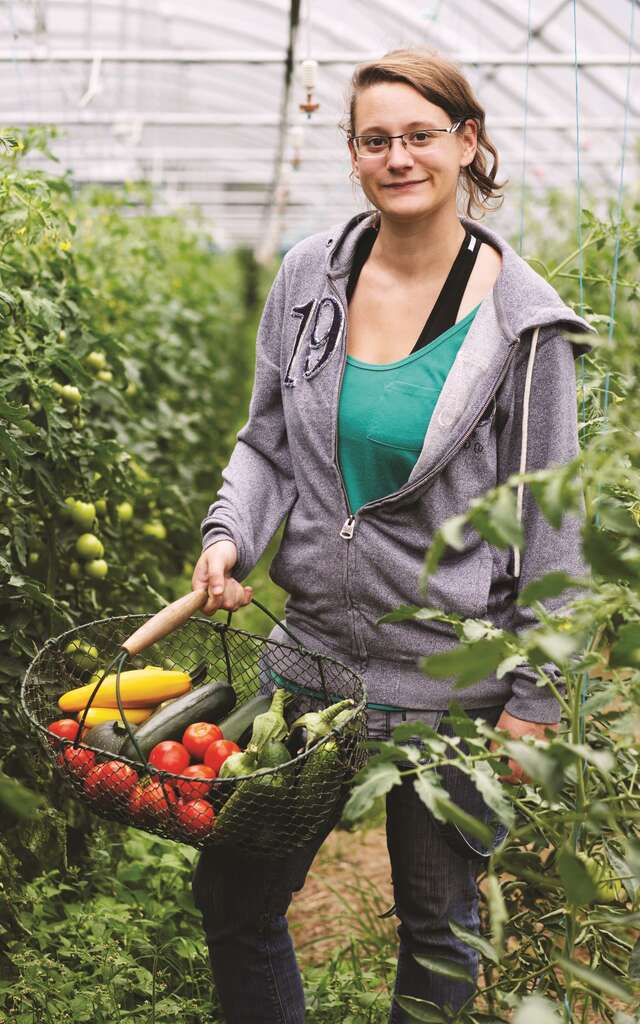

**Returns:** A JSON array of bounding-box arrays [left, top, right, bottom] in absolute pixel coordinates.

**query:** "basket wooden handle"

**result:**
[[121, 588, 209, 656]]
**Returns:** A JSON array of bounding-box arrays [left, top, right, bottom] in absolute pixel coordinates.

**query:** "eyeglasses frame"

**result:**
[[350, 120, 467, 159]]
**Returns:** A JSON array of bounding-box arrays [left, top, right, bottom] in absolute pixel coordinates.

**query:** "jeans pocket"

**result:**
[[435, 704, 508, 861]]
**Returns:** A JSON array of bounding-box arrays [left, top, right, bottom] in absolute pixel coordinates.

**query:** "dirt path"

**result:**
[[289, 824, 394, 965]]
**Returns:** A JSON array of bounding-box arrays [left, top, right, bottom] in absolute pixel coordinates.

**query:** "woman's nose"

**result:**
[[386, 137, 414, 169]]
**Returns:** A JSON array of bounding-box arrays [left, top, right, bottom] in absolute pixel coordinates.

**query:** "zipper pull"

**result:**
[[340, 515, 356, 539]]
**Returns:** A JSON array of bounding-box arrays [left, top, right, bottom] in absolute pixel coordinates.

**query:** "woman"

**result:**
[[191, 49, 593, 1022]]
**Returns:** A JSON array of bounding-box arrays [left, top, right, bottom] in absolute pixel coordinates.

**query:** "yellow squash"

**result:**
[[77, 706, 155, 727], [59, 668, 192, 712]]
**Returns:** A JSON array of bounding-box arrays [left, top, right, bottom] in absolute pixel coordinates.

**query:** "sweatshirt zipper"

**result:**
[[329, 264, 520, 539]]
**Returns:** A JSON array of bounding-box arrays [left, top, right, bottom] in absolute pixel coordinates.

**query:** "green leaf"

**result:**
[[529, 471, 572, 529], [468, 762, 515, 828], [513, 995, 562, 1024], [502, 740, 558, 792], [448, 918, 500, 964], [485, 874, 508, 955], [604, 841, 639, 904], [517, 570, 588, 606], [529, 629, 579, 664], [496, 653, 527, 679], [557, 957, 635, 1003], [439, 513, 467, 551], [470, 487, 524, 548], [377, 604, 421, 624], [412, 954, 474, 984], [629, 937, 640, 980], [610, 624, 640, 669], [420, 637, 510, 689], [557, 847, 600, 905], [0, 772, 44, 820], [377, 605, 448, 625], [393, 996, 448, 1023], [582, 523, 639, 583], [413, 773, 494, 845], [342, 762, 402, 824]]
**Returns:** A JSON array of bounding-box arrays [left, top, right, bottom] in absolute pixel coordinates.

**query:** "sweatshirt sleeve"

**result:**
[[200, 258, 297, 581], [495, 326, 589, 724]]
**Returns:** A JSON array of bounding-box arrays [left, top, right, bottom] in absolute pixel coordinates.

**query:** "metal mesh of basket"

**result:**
[[20, 601, 368, 858]]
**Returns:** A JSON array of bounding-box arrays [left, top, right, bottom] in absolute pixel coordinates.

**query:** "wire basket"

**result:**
[[20, 592, 368, 858]]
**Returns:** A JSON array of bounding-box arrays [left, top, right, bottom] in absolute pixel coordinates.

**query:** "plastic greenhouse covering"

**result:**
[[0, 0, 637, 256]]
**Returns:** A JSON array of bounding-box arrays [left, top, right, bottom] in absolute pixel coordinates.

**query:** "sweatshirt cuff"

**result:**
[[201, 527, 247, 582], [504, 692, 562, 725]]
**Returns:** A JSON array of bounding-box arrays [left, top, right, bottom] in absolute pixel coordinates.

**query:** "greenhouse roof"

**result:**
[[1, 0, 637, 255]]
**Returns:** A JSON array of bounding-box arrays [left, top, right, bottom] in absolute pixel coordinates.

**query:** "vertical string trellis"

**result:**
[[517, 0, 533, 256], [563, 1, 637, 1018]]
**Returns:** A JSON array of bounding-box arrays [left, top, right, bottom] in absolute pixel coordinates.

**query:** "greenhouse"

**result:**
[[1, 2, 639, 1022]]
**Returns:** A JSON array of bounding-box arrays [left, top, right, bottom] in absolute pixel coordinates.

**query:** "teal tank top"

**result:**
[[337, 305, 480, 514]]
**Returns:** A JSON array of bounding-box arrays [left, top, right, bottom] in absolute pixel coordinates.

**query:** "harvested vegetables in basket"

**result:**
[[21, 590, 368, 856]]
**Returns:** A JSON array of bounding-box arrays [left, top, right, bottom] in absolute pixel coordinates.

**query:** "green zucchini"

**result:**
[[216, 693, 273, 746], [119, 681, 236, 763]]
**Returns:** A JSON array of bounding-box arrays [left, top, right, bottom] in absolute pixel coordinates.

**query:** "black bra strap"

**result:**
[[346, 225, 482, 353], [410, 230, 482, 353]]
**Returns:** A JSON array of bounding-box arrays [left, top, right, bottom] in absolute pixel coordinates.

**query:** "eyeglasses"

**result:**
[[351, 121, 465, 159]]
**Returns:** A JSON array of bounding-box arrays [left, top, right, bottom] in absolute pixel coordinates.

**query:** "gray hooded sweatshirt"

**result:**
[[201, 212, 595, 724]]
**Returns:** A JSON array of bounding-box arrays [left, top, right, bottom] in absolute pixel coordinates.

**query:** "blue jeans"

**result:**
[[191, 703, 507, 1023]]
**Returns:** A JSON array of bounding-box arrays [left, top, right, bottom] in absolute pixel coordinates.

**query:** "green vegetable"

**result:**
[[218, 747, 259, 779], [214, 747, 293, 846], [246, 688, 292, 752], [257, 740, 291, 769], [84, 719, 132, 758], [288, 699, 354, 752], [216, 693, 272, 746], [119, 679, 235, 762]]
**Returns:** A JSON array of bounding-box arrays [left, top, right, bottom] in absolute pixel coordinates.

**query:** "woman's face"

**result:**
[[348, 81, 477, 222]]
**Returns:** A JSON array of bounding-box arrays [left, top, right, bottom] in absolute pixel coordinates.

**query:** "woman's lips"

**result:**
[[383, 180, 427, 190]]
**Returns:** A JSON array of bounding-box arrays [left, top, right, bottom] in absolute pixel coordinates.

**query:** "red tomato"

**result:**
[[130, 779, 178, 823], [204, 739, 240, 774], [148, 741, 190, 774], [83, 760, 138, 802], [174, 764, 217, 799], [175, 798, 215, 838], [47, 719, 80, 747], [57, 746, 96, 779], [182, 722, 223, 761]]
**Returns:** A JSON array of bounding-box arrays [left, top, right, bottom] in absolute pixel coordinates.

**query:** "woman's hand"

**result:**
[[489, 709, 559, 785], [191, 540, 253, 615]]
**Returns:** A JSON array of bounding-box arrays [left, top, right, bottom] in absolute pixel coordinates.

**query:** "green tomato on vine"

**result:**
[[75, 533, 104, 560], [85, 558, 108, 579]]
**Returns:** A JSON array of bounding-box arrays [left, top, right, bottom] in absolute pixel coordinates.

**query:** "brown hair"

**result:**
[[340, 48, 506, 218]]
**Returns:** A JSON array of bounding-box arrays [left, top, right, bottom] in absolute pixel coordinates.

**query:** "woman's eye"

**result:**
[[411, 131, 435, 144], [364, 136, 387, 149]]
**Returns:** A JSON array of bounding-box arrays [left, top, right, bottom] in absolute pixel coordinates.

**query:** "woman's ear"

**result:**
[[348, 139, 360, 181], [459, 119, 478, 169]]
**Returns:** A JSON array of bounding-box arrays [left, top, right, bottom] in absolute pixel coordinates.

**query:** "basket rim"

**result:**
[[20, 612, 368, 781]]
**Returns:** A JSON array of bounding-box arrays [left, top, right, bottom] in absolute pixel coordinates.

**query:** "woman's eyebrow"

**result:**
[[357, 120, 438, 134]]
